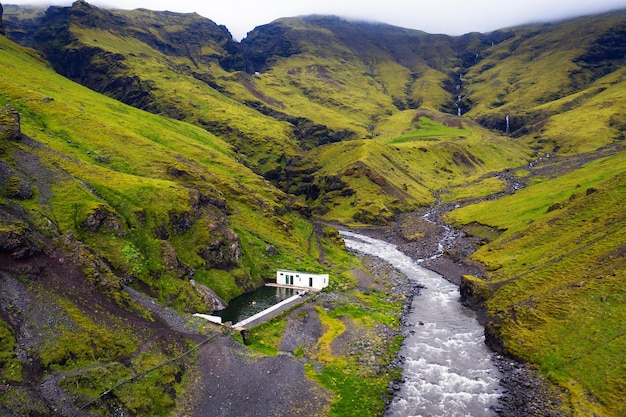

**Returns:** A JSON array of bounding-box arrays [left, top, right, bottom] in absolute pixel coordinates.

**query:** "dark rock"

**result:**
[[4, 176, 34, 200], [0, 227, 39, 259], [169, 210, 194, 234], [199, 230, 240, 269], [160, 241, 193, 279], [80, 205, 124, 235], [190, 279, 228, 312], [0, 105, 22, 141], [265, 244, 277, 256]]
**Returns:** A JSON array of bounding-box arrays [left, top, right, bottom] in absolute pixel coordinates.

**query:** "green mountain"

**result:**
[[1, 1, 624, 415]]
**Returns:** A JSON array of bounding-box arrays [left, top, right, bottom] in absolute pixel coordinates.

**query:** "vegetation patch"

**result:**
[[440, 176, 508, 202], [38, 298, 136, 369], [0, 319, 22, 382], [388, 117, 469, 144]]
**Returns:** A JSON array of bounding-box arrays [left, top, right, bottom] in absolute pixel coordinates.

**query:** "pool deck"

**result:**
[[231, 290, 314, 330]]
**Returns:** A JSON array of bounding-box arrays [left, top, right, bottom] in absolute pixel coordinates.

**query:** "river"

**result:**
[[340, 230, 502, 417]]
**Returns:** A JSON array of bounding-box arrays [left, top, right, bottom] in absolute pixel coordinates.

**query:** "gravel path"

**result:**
[[190, 335, 331, 417]]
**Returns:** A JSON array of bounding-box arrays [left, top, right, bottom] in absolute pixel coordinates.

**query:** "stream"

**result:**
[[340, 230, 502, 417]]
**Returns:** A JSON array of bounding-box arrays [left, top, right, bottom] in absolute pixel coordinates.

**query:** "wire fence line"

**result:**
[[73, 332, 220, 416]]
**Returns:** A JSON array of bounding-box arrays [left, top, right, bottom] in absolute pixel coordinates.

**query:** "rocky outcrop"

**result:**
[[55, 232, 125, 291], [190, 279, 228, 312], [198, 228, 241, 269], [0, 105, 33, 201], [0, 105, 22, 141], [459, 274, 491, 309], [80, 205, 124, 235], [33, 1, 236, 115], [0, 224, 39, 259]]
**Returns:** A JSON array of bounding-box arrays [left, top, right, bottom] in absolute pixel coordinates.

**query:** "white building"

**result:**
[[276, 269, 329, 291]]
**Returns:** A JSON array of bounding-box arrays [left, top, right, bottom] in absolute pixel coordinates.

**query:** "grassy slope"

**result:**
[[464, 11, 626, 155], [236, 19, 534, 224], [0, 33, 336, 304], [40, 8, 536, 228], [444, 16, 626, 414], [55, 11, 626, 414], [69, 20, 300, 174], [298, 112, 531, 225], [0, 28, 387, 417], [446, 129, 625, 416]]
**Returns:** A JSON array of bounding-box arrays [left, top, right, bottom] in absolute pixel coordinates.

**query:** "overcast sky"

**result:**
[[7, 0, 626, 40]]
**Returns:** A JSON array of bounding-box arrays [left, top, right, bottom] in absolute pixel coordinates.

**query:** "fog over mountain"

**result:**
[[6, 0, 626, 39]]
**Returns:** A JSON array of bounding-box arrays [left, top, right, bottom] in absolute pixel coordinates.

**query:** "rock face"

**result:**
[[0, 105, 22, 141], [33, 1, 237, 114], [190, 279, 228, 312]]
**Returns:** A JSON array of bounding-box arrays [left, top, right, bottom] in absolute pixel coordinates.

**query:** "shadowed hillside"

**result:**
[[1, 2, 625, 416]]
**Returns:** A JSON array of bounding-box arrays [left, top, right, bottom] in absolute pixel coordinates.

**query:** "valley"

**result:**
[[0, 2, 624, 416]]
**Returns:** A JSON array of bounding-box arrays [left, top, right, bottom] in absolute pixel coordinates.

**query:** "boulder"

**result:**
[[0, 105, 22, 141], [190, 279, 228, 312]]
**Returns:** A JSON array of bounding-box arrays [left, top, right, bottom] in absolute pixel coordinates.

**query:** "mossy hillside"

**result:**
[[300, 114, 531, 225], [60, 347, 188, 417], [387, 115, 470, 144], [0, 33, 334, 306], [33, 5, 473, 176], [30, 4, 626, 231], [445, 149, 626, 416], [531, 68, 626, 154], [34, 2, 302, 174], [0, 31, 351, 416], [463, 10, 626, 155], [245, 53, 387, 139], [237, 17, 460, 140], [67, 24, 301, 172], [439, 176, 508, 203]]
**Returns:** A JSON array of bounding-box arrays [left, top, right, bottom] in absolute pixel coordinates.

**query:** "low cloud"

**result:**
[[8, 0, 626, 40]]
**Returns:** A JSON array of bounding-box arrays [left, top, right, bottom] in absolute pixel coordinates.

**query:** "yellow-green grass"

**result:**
[[59, 342, 187, 417], [38, 298, 137, 369], [240, 263, 405, 417], [446, 149, 626, 415], [388, 116, 470, 144], [408, 65, 451, 108], [303, 117, 531, 225], [464, 14, 611, 115], [440, 176, 508, 203], [253, 54, 391, 135], [464, 13, 626, 158], [71, 26, 301, 165], [0, 34, 339, 304], [532, 69, 626, 155], [0, 319, 22, 382], [446, 149, 626, 245], [305, 302, 402, 416]]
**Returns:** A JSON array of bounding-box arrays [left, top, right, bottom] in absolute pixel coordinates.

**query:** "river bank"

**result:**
[[346, 215, 570, 417]]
